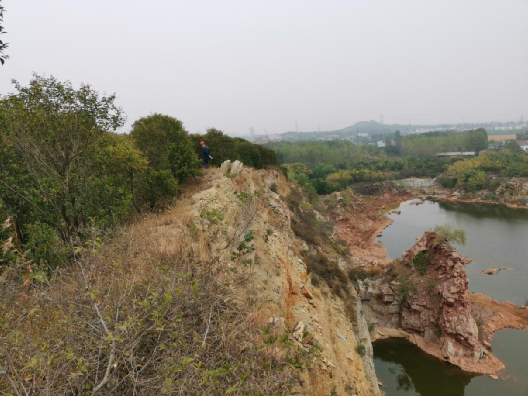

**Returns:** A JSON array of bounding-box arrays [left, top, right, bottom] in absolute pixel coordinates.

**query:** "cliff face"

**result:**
[[191, 166, 381, 395], [400, 233, 480, 352], [364, 232, 504, 374]]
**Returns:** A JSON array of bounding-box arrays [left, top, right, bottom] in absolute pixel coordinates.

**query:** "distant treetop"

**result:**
[[0, 1, 8, 65]]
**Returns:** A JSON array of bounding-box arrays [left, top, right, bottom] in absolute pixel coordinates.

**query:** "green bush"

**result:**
[[348, 268, 368, 281], [398, 277, 416, 302], [310, 274, 320, 287], [190, 128, 279, 169], [131, 114, 201, 182], [25, 222, 69, 272], [145, 170, 179, 208], [356, 343, 366, 356], [433, 224, 466, 245], [413, 252, 429, 275], [305, 252, 349, 298]]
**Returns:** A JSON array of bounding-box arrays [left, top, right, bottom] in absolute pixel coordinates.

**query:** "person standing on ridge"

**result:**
[[200, 141, 212, 168]]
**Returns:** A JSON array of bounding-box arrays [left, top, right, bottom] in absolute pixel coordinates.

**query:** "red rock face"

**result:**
[[401, 232, 480, 350]]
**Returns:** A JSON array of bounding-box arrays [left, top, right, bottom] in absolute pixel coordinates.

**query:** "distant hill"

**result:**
[[279, 120, 412, 141]]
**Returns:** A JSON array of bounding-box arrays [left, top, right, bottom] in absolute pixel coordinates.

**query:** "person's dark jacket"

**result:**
[[202, 145, 211, 160]]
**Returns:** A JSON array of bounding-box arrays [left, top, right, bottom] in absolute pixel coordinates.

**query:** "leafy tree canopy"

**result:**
[[0, 2, 8, 65]]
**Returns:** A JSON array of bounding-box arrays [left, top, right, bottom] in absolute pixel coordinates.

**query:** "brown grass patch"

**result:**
[[0, 196, 306, 395]]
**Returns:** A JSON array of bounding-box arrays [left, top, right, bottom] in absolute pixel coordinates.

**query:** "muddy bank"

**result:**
[[332, 186, 413, 267]]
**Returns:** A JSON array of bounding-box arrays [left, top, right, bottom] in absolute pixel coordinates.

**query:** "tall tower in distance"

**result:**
[[249, 127, 255, 141], [380, 114, 384, 125]]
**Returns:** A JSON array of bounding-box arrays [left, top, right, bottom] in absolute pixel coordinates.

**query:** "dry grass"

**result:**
[[0, 181, 307, 395], [488, 134, 516, 141]]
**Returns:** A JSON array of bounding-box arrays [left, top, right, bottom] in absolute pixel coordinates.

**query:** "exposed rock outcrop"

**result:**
[[401, 232, 479, 350], [192, 168, 381, 395], [220, 159, 244, 175], [364, 232, 504, 374]]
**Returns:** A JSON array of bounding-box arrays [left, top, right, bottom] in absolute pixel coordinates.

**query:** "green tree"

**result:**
[[191, 128, 238, 166], [0, 2, 8, 65], [466, 170, 487, 191], [505, 140, 522, 153], [0, 74, 125, 241], [130, 114, 201, 182], [236, 139, 263, 168]]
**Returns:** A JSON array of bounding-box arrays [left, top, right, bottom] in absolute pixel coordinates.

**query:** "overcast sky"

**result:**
[[1, 0, 527, 136]]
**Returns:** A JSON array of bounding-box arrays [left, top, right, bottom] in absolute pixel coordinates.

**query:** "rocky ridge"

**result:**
[[191, 164, 381, 395]]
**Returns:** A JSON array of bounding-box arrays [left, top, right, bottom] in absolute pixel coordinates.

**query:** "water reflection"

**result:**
[[437, 201, 528, 222], [374, 329, 528, 396], [374, 339, 473, 396]]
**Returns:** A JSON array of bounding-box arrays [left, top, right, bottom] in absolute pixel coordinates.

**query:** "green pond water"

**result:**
[[374, 329, 528, 396], [374, 200, 528, 396], [377, 200, 528, 305]]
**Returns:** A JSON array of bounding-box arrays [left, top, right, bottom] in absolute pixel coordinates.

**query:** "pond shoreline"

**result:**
[[421, 194, 528, 211], [363, 196, 528, 376]]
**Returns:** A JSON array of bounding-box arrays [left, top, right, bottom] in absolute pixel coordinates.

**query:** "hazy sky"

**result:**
[[1, 0, 527, 135]]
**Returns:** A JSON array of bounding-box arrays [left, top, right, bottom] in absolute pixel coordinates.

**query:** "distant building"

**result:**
[[377, 140, 386, 148], [436, 152, 476, 157]]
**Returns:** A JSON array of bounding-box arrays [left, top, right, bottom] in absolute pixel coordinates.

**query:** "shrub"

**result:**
[[25, 222, 69, 272], [398, 277, 416, 302], [305, 252, 349, 298], [200, 209, 224, 223], [191, 128, 279, 169], [484, 192, 499, 201], [433, 224, 466, 245], [145, 170, 179, 208], [413, 252, 428, 275], [330, 238, 349, 255], [356, 343, 366, 356], [348, 267, 368, 281]]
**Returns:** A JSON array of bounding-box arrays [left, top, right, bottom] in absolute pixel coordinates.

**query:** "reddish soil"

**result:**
[[472, 293, 528, 336], [333, 190, 412, 266]]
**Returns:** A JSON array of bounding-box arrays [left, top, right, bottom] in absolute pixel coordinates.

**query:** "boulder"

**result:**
[[230, 160, 244, 175], [220, 160, 232, 174], [220, 159, 244, 175]]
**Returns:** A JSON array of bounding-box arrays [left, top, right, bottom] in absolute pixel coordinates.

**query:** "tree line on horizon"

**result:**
[[0, 74, 279, 275], [267, 129, 527, 196]]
